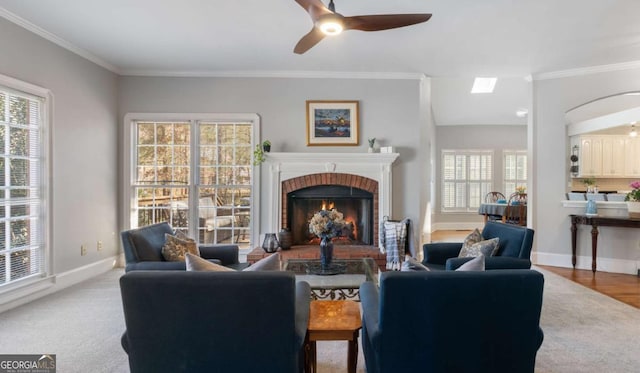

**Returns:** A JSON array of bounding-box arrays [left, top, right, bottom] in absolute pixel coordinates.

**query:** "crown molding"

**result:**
[[0, 7, 121, 74], [120, 69, 427, 80], [534, 60, 640, 81]]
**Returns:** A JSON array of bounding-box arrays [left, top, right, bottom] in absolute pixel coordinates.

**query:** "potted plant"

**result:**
[[624, 180, 640, 218], [582, 178, 596, 193], [262, 140, 271, 152], [253, 144, 266, 166], [367, 138, 376, 153]]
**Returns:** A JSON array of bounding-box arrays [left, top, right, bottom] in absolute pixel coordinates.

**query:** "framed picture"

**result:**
[[306, 100, 359, 146]]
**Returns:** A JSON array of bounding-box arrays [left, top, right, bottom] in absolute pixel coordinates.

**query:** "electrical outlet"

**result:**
[[97, 241, 103, 251], [81, 244, 87, 256]]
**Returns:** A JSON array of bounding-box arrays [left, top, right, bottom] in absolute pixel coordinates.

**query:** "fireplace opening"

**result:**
[[287, 185, 373, 245]]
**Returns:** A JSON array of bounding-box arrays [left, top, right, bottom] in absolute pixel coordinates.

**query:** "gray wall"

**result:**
[[533, 70, 640, 266], [118, 76, 425, 244], [0, 18, 119, 273], [433, 125, 527, 226]]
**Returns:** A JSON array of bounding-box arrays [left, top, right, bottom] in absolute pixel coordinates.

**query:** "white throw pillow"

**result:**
[[185, 253, 235, 272], [455, 254, 485, 271], [243, 253, 281, 271]]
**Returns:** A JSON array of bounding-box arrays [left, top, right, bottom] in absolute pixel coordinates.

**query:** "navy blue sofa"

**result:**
[[423, 221, 535, 270], [360, 269, 544, 373], [121, 222, 247, 271], [120, 271, 310, 373]]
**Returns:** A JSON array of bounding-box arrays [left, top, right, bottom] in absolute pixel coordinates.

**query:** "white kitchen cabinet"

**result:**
[[601, 136, 626, 176], [579, 136, 602, 176], [579, 135, 636, 177], [624, 136, 640, 176]]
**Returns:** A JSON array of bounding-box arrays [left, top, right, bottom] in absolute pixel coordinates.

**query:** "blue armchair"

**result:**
[[121, 222, 247, 272], [120, 271, 310, 373], [423, 221, 534, 270], [360, 270, 544, 373]]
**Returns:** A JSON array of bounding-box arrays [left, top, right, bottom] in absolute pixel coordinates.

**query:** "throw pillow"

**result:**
[[243, 253, 281, 271], [455, 254, 485, 271], [185, 253, 235, 272], [161, 233, 199, 262], [458, 228, 483, 257], [401, 255, 430, 271], [459, 237, 500, 258]]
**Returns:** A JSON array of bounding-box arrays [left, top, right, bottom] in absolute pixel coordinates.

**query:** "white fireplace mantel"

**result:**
[[263, 152, 400, 233]]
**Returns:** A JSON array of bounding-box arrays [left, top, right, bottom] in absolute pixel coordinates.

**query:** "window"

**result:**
[[504, 150, 527, 196], [126, 114, 258, 249], [441, 150, 493, 212], [0, 77, 49, 288]]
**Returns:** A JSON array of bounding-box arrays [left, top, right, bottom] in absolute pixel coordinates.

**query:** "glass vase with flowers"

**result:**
[[308, 208, 345, 269]]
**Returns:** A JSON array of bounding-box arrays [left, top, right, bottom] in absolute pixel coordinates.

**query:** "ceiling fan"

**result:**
[[293, 0, 432, 54]]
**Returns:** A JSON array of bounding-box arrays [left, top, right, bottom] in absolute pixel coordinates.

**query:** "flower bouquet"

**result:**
[[625, 181, 640, 218], [309, 208, 345, 269]]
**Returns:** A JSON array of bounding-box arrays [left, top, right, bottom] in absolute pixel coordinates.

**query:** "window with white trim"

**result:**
[[504, 150, 527, 196], [0, 81, 47, 287], [128, 116, 257, 249], [441, 150, 493, 212]]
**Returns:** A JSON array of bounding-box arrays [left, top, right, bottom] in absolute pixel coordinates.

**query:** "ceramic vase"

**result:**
[[278, 228, 292, 250]]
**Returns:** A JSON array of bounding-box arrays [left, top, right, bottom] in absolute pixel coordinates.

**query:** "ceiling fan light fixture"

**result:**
[[316, 14, 344, 35]]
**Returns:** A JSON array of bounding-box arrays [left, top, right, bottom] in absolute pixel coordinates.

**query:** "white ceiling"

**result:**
[[2, 0, 640, 125]]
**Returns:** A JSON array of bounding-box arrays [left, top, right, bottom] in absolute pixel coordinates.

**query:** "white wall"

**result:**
[[533, 70, 640, 273], [0, 18, 119, 276], [118, 76, 426, 245], [433, 125, 527, 228]]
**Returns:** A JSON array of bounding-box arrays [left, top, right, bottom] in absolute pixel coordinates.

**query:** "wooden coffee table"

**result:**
[[305, 300, 362, 373]]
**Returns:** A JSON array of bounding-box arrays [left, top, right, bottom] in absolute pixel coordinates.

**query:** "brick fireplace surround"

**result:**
[[281, 172, 379, 240], [251, 152, 399, 267]]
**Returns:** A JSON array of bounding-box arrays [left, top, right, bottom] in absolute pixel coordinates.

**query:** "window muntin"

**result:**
[[131, 119, 255, 249], [442, 150, 493, 212], [504, 150, 527, 195], [0, 87, 46, 287]]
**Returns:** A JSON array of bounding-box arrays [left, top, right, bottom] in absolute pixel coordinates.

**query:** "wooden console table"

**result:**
[[570, 214, 640, 273]]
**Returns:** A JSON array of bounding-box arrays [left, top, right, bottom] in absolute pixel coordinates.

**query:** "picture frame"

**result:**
[[306, 100, 359, 146]]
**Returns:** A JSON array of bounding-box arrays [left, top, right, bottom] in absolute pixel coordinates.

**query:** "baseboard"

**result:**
[[533, 251, 639, 275], [432, 222, 482, 231], [0, 256, 118, 313]]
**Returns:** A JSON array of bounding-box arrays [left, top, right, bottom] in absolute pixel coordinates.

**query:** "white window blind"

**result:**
[[504, 150, 527, 196], [442, 150, 493, 212], [0, 86, 46, 287]]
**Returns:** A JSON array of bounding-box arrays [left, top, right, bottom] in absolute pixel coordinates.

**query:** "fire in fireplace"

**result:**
[[287, 185, 373, 245]]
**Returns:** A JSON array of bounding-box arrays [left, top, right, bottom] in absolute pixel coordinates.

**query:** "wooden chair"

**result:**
[[508, 192, 527, 205], [485, 191, 506, 203], [503, 194, 527, 226]]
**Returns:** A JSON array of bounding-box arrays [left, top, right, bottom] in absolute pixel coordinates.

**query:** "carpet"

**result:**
[[0, 266, 638, 372]]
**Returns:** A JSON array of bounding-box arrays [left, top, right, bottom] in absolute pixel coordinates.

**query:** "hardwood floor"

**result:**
[[431, 230, 640, 310], [538, 265, 640, 309]]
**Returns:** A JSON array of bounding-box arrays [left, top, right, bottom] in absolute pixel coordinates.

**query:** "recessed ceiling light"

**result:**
[[471, 77, 497, 93]]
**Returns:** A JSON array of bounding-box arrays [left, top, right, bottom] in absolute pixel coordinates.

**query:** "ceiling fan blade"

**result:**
[[294, 27, 326, 54], [344, 14, 432, 32], [295, 0, 332, 21]]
